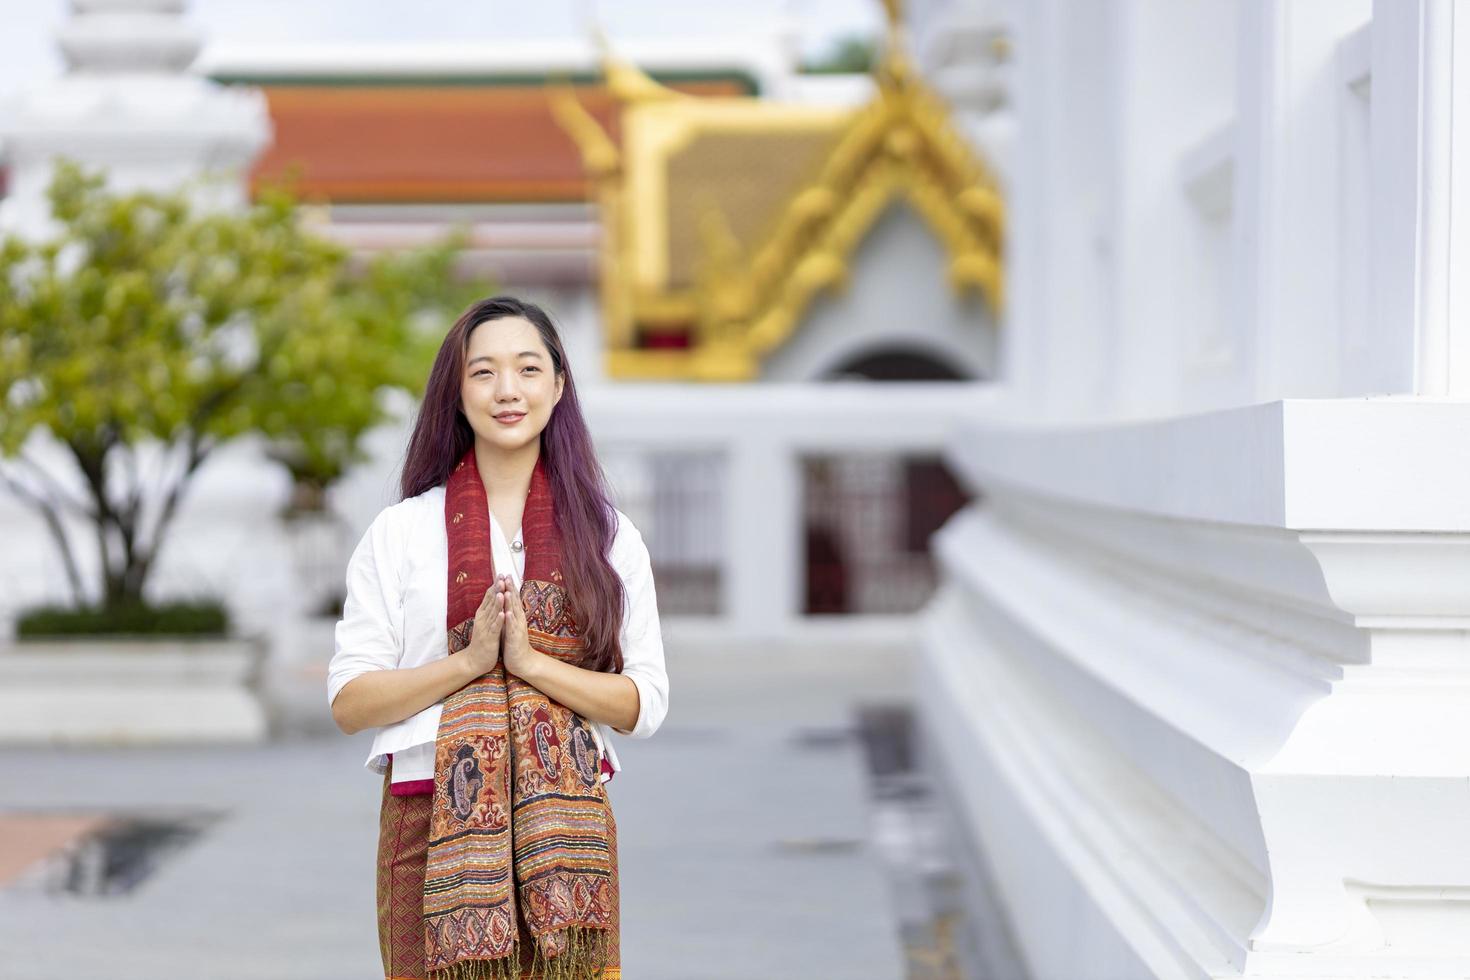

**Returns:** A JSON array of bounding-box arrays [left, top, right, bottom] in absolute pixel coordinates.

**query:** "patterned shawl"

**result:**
[[424, 446, 620, 980]]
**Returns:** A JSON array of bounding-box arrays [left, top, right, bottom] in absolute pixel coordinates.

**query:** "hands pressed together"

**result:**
[[464, 574, 543, 681]]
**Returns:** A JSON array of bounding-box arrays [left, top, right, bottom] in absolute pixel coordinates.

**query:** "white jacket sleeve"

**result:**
[[609, 514, 669, 739], [327, 507, 406, 709]]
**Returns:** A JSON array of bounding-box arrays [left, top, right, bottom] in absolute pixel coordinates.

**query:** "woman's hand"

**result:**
[[500, 576, 547, 681], [462, 577, 508, 678]]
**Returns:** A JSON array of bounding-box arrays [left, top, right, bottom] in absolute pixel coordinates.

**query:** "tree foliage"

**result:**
[[0, 159, 486, 612], [800, 36, 876, 75]]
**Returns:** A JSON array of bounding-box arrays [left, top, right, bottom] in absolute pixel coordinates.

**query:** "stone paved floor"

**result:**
[[0, 641, 914, 980]]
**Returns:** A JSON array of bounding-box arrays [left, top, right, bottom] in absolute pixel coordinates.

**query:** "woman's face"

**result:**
[[459, 316, 564, 453]]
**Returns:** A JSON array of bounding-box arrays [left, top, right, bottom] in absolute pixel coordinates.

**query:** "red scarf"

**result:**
[[420, 446, 620, 980]]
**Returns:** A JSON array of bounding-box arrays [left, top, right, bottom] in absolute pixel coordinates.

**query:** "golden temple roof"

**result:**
[[554, 18, 1005, 381]]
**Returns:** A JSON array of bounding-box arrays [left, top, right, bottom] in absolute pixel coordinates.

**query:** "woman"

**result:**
[[327, 296, 669, 980]]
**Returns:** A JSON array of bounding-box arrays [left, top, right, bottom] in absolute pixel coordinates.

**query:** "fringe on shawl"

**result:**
[[428, 924, 614, 980]]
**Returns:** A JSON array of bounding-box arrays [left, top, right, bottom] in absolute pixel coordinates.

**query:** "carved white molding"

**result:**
[[928, 397, 1470, 977]]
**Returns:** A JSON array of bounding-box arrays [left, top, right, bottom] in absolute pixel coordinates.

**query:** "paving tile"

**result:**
[[0, 646, 912, 980]]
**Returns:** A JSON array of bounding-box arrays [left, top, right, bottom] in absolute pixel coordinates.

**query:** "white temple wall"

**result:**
[[1110, 0, 1238, 418], [996, 0, 1124, 421], [914, 1, 1470, 977], [926, 401, 1470, 978]]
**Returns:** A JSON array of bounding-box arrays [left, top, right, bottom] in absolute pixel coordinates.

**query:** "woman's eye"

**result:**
[[473, 370, 489, 377], [524, 367, 539, 373]]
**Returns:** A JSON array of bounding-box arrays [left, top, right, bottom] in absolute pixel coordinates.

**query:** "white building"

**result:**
[[914, 1, 1470, 977]]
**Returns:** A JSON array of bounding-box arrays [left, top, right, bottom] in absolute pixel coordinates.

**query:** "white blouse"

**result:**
[[327, 483, 669, 786]]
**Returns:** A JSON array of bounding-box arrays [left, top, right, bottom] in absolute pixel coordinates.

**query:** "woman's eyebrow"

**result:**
[[467, 351, 543, 366]]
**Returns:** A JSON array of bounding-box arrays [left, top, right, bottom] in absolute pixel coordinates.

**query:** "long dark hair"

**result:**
[[400, 296, 625, 673]]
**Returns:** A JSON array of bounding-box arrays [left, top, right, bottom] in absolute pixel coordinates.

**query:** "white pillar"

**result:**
[[723, 438, 802, 639], [1371, 0, 1470, 396], [1232, 0, 1373, 404]]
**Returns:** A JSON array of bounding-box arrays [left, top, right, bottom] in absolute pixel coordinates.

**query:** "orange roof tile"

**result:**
[[248, 81, 747, 203]]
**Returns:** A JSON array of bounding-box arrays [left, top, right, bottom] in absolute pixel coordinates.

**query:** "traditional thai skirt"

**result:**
[[376, 760, 621, 980]]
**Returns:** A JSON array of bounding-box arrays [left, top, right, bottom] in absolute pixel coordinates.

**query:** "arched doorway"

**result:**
[[821, 347, 973, 382]]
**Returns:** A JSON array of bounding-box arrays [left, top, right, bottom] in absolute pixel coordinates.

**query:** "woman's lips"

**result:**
[[494, 413, 526, 425]]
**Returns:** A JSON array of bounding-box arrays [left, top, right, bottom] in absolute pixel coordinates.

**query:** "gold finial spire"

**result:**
[[876, 0, 912, 87], [881, 0, 903, 29], [548, 80, 620, 176], [592, 26, 685, 104]]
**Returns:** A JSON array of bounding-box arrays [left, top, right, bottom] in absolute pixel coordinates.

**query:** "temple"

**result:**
[[6, 1, 1470, 976]]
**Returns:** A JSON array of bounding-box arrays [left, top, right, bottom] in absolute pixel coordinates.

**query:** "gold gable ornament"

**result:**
[[553, 3, 1005, 381]]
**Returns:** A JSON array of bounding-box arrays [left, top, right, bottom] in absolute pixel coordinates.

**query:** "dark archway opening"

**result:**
[[821, 347, 975, 382]]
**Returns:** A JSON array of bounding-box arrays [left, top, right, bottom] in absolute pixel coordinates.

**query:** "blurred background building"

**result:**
[[0, 0, 995, 645], [5, 1, 1470, 978]]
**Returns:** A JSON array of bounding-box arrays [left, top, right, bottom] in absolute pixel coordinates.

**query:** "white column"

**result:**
[[1232, 0, 1373, 404], [1110, 0, 1237, 417], [723, 437, 802, 639], [1001, 0, 1119, 422], [1371, 0, 1470, 396]]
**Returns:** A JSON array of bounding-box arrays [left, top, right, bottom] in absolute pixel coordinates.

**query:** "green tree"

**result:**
[[0, 159, 485, 614], [801, 36, 876, 75]]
